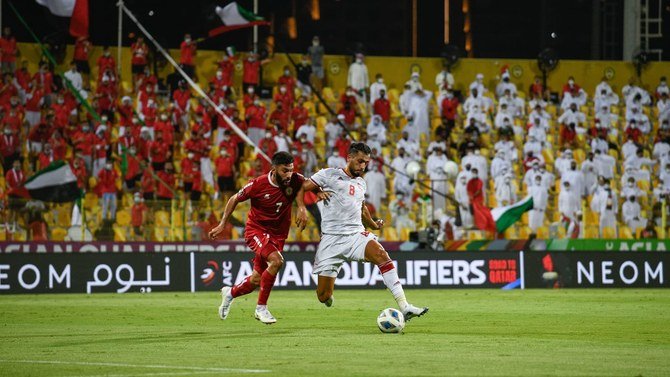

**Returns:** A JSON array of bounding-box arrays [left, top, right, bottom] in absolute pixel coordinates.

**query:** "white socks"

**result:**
[[380, 262, 408, 311]]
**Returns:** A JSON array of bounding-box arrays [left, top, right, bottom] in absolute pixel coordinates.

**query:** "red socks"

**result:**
[[231, 276, 257, 298], [257, 270, 277, 305]]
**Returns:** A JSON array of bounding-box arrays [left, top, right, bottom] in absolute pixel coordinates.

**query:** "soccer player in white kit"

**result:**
[[299, 142, 428, 320]]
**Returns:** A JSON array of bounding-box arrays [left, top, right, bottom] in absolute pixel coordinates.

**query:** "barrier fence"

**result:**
[[0, 242, 666, 294]]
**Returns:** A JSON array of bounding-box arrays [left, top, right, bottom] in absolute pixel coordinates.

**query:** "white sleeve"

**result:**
[[310, 168, 331, 190]]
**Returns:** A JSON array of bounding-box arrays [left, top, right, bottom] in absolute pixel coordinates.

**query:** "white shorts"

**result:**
[[313, 232, 378, 278]]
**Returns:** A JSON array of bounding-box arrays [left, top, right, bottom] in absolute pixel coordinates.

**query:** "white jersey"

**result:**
[[310, 168, 366, 235]]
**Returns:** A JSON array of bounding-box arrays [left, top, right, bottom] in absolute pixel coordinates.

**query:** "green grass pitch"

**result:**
[[1, 289, 669, 376]]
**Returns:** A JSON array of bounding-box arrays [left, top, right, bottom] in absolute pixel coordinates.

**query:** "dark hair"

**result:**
[[348, 142, 371, 156], [272, 151, 294, 166]]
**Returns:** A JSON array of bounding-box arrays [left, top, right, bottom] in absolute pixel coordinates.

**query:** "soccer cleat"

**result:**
[[254, 307, 277, 324], [402, 304, 429, 321], [324, 296, 334, 307], [218, 287, 233, 320]]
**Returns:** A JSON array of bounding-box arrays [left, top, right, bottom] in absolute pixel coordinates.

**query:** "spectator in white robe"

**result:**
[[581, 152, 598, 194], [657, 93, 670, 123], [397, 131, 420, 161], [426, 147, 449, 211], [454, 174, 473, 228], [389, 192, 415, 236], [624, 148, 655, 182], [559, 181, 581, 223], [405, 88, 432, 141], [554, 149, 573, 178], [562, 160, 587, 197], [494, 175, 517, 207], [622, 196, 647, 232], [598, 189, 618, 236], [327, 150, 347, 169], [495, 70, 517, 99], [490, 150, 511, 180], [528, 176, 548, 233], [405, 72, 423, 93], [366, 115, 387, 146], [364, 168, 387, 214], [391, 148, 414, 197], [594, 149, 616, 179], [347, 53, 369, 103], [621, 176, 644, 200], [369, 73, 387, 105], [398, 84, 413, 117]]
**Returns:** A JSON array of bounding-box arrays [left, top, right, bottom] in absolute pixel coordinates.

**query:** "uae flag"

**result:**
[[209, 2, 270, 38], [473, 195, 534, 234], [36, 0, 89, 37], [10, 161, 83, 203]]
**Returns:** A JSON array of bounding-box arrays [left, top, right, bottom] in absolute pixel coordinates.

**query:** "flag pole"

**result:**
[[117, 0, 123, 77], [253, 0, 258, 53]]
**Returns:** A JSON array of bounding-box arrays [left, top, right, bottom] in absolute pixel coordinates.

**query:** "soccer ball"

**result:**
[[377, 308, 405, 333], [442, 160, 459, 179]]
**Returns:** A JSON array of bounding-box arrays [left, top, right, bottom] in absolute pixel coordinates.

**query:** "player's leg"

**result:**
[[316, 275, 336, 307], [254, 242, 284, 324], [218, 253, 264, 320], [363, 239, 428, 320]]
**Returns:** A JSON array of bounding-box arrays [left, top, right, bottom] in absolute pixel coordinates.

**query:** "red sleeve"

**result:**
[[236, 177, 258, 202]]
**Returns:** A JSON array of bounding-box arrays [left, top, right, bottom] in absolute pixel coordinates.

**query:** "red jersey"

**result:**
[[73, 39, 90, 61], [131, 42, 149, 65], [218, 59, 235, 87], [237, 172, 305, 238], [0, 36, 17, 63], [131, 203, 148, 227], [373, 98, 390, 122], [441, 97, 459, 121], [180, 41, 196, 65], [243, 60, 260, 84]]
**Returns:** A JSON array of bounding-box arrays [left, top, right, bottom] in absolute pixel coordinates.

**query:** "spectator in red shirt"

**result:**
[[189, 163, 203, 203], [97, 46, 116, 83], [15, 60, 31, 91], [335, 133, 352, 157], [71, 154, 88, 190], [73, 36, 91, 79], [179, 34, 197, 78], [24, 80, 44, 127], [37, 143, 55, 170], [173, 80, 191, 128], [124, 146, 143, 191], [0, 127, 20, 172], [215, 148, 237, 201], [277, 66, 296, 102], [273, 84, 292, 112], [28, 115, 53, 154], [33, 63, 54, 98], [373, 89, 391, 125], [0, 27, 17, 73], [131, 36, 149, 88], [245, 99, 267, 145], [92, 126, 110, 177], [290, 96, 309, 132], [243, 52, 261, 93], [138, 163, 155, 200], [131, 193, 148, 240], [440, 90, 459, 129], [149, 131, 171, 171], [529, 76, 545, 99], [156, 163, 176, 204], [269, 101, 289, 132], [97, 162, 118, 220], [72, 123, 95, 173], [258, 131, 277, 172], [337, 101, 357, 130], [218, 53, 235, 88]]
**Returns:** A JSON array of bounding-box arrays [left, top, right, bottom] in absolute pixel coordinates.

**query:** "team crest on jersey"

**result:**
[[264, 194, 270, 199], [285, 187, 293, 195]]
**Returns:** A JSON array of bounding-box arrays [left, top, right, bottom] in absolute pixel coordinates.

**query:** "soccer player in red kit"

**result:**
[[209, 151, 309, 324]]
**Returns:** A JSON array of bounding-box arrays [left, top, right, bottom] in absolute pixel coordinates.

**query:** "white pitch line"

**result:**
[[66, 372, 215, 377], [0, 360, 270, 374]]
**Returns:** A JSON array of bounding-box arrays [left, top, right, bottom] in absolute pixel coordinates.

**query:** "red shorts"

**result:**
[[244, 228, 285, 274]]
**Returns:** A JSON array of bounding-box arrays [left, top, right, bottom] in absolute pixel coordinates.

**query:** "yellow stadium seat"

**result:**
[[602, 227, 617, 238], [638, 180, 650, 192], [537, 226, 550, 239], [585, 226, 599, 238], [113, 226, 127, 242], [155, 211, 170, 227], [620, 226, 634, 239], [116, 211, 131, 226], [399, 227, 411, 241], [556, 226, 567, 238], [51, 227, 67, 241]]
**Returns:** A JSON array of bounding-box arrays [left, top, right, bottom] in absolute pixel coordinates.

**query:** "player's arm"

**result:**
[[209, 193, 241, 240], [302, 178, 331, 202], [362, 201, 384, 230], [295, 185, 308, 232]]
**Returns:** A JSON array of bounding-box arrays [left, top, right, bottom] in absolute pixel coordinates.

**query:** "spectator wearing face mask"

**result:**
[[623, 196, 647, 233], [364, 163, 387, 214], [296, 121, 316, 145], [391, 148, 413, 198], [97, 162, 118, 220], [369, 73, 387, 106], [528, 176, 548, 233], [179, 34, 197, 78], [326, 150, 346, 169], [389, 192, 415, 237], [435, 63, 455, 94], [426, 147, 449, 211], [295, 54, 313, 96], [245, 99, 267, 145], [559, 181, 581, 230], [347, 53, 369, 103], [258, 131, 277, 172], [495, 69, 517, 99], [562, 159, 587, 198], [366, 115, 387, 146], [307, 36, 324, 88], [278, 66, 296, 105], [242, 52, 262, 93], [372, 89, 391, 125]]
